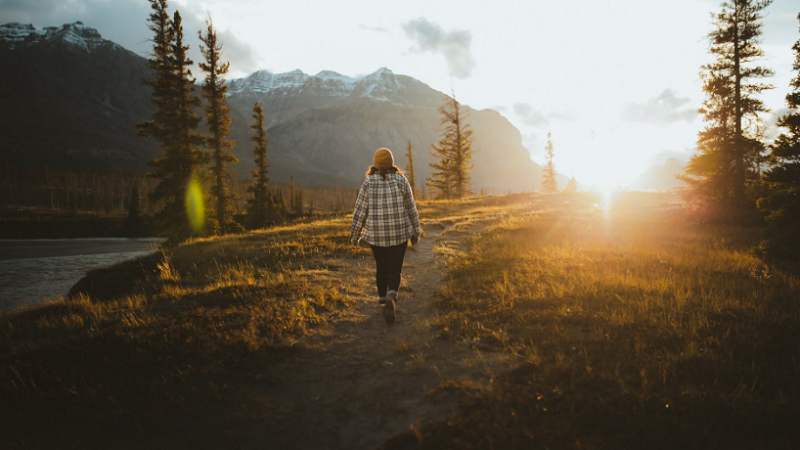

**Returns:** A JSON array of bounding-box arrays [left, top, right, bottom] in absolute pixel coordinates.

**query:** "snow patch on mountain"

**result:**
[[227, 67, 432, 106], [0, 21, 112, 52]]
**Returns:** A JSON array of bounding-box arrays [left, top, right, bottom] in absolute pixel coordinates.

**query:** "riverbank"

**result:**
[[0, 237, 163, 310], [0, 208, 156, 239]]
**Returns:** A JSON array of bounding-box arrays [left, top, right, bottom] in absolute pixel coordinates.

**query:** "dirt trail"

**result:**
[[241, 222, 510, 450]]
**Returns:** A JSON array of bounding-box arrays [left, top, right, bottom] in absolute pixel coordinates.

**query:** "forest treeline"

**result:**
[[0, 164, 356, 218], [681, 1, 800, 258]]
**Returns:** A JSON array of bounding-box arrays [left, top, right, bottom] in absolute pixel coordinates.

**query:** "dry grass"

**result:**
[[392, 192, 800, 450], [0, 194, 521, 449], [0, 216, 368, 448]]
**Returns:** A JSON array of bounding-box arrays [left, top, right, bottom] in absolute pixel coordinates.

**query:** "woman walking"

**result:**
[[350, 148, 421, 324]]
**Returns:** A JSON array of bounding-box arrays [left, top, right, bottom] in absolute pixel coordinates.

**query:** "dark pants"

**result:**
[[369, 241, 408, 300]]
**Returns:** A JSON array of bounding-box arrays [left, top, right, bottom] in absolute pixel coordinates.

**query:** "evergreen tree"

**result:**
[[427, 92, 474, 199], [288, 176, 296, 213], [682, 0, 773, 207], [124, 180, 143, 235], [199, 16, 239, 235], [564, 177, 579, 193], [758, 12, 800, 256], [138, 4, 209, 244], [404, 140, 419, 198], [297, 189, 304, 216], [137, 0, 175, 150], [541, 132, 558, 193], [246, 102, 275, 229], [276, 188, 288, 219]]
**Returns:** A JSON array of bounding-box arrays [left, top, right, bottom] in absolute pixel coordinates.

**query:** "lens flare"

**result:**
[[185, 175, 205, 234]]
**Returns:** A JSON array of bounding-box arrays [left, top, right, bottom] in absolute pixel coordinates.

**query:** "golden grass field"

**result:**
[[1, 192, 798, 449]]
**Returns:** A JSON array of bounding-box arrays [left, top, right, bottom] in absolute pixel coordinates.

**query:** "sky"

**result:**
[[2, 0, 799, 189]]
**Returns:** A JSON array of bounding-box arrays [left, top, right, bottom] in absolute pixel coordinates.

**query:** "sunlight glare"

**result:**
[[185, 174, 205, 233]]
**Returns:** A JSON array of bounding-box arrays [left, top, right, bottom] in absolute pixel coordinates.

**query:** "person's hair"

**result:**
[[366, 165, 404, 180]]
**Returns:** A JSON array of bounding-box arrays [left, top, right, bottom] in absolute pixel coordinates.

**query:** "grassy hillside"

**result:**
[[1, 193, 798, 449], [389, 193, 800, 449]]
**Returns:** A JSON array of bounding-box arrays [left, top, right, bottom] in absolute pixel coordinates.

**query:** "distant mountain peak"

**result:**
[[0, 21, 109, 52], [227, 66, 432, 107]]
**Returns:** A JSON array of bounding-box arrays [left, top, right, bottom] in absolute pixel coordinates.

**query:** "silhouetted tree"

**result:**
[[404, 140, 419, 198], [246, 102, 275, 229], [297, 189, 304, 216], [682, 0, 773, 208], [137, 0, 174, 150], [124, 180, 143, 235], [427, 92, 474, 199], [138, 5, 209, 244], [564, 176, 578, 193], [199, 16, 239, 235], [541, 132, 558, 193], [758, 12, 800, 256], [276, 188, 288, 219], [288, 175, 297, 213]]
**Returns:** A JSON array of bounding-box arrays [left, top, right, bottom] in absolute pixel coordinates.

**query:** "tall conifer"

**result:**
[[404, 140, 419, 198], [427, 92, 474, 199], [138, 4, 208, 244], [758, 12, 800, 256], [199, 17, 238, 234], [682, 0, 773, 207], [246, 102, 275, 229], [541, 133, 558, 193]]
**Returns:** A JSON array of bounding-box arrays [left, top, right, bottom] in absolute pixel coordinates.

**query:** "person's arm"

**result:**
[[401, 176, 421, 240], [349, 179, 369, 245]]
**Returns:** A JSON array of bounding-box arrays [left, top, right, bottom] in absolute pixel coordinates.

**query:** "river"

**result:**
[[0, 238, 163, 311]]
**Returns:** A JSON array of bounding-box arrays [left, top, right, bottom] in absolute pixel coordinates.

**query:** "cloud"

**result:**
[[0, 0, 261, 76], [621, 89, 698, 124], [401, 17, 475, 79], [359, 24, 389, 34], [513, 103, 576, 127]]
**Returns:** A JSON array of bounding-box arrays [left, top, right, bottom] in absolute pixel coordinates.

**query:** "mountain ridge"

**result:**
[[1, 21, 543, 192]]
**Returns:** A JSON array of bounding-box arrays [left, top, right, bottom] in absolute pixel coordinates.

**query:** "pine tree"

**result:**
[[124, 180, 143, 235], [404, 140, 419, 198], [541, 132, 558, 193], [758, 12, 800, 256], [138, 4, 209, 244], [427, 92, 474, 199], [297, 189, 304, 216], [276, 188, 288, 219], [564, 177, 578, 193], [137, 0, 174, 150], [288, 176, 296, 213], [682, 0, 773, 207], [199, 16, 239, 235], [246, 102, 275, 229]]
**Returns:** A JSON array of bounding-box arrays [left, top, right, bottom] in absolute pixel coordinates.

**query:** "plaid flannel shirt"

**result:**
[[350, 173, 421, 247]]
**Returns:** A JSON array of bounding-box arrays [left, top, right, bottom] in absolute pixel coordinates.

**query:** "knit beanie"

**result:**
[[373, 148, 394, 169]]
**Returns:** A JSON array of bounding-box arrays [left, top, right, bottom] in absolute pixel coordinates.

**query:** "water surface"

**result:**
[[0, 238, 163, 311]]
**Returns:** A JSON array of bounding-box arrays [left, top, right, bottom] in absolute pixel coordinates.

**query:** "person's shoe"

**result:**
[[383, 293, 396, 324]]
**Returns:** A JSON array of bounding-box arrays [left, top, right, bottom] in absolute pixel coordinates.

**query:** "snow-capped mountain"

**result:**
[[0, 21, 120, 53], [227, 67, 439, 108], [1, 21, 542, 191], [0, 22, 158, 171]]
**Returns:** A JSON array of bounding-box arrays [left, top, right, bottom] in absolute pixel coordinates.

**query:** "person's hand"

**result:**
[[411, 235, 420, 246]]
